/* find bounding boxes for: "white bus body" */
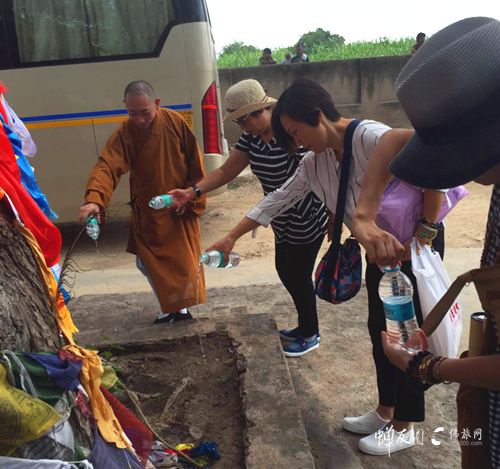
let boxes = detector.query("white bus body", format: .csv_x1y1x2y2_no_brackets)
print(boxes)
0,0,226,222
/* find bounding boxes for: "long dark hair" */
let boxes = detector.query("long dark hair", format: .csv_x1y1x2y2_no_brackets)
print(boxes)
271,78,341,152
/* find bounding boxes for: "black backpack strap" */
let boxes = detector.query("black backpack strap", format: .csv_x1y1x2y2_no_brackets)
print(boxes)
321,119,361,301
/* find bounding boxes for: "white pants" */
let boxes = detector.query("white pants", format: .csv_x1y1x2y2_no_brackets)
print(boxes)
135,257,187,317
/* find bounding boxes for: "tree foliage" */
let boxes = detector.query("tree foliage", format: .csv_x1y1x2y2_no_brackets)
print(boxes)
297,28,345,51
220,41,258,56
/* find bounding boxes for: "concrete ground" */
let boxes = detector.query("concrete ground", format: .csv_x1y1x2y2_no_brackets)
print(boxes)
64,218,484,469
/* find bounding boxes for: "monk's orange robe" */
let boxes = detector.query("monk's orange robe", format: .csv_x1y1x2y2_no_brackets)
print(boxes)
84,108,206,313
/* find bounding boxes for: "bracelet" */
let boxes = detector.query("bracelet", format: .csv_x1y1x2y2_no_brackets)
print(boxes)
434,357,452,385
419,355,441,385
418,216,442,231
415,222,438,244
405,350,434,392
191,185,202,199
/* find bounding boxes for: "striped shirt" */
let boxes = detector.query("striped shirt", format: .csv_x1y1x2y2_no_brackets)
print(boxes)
247,120,391,229
235,132,327,244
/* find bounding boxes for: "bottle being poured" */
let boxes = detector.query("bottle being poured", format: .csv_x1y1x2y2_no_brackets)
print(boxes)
200,251,240,268
85,217,100,241
149,195,177,209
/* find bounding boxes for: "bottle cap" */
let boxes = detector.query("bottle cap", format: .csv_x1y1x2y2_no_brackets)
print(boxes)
384,265,400,273
199,253,208,263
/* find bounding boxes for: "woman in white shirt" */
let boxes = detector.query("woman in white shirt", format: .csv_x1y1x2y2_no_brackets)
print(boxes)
208,78,446,456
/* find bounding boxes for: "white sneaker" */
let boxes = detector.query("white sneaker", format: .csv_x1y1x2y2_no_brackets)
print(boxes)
359,425,415,455
342,410,390,435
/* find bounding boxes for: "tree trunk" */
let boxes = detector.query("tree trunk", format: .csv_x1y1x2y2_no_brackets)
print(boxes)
0,218,60,351
0,213,93,449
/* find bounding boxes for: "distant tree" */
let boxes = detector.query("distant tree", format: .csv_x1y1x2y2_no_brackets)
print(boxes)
297,28,345,51
221,41,258,55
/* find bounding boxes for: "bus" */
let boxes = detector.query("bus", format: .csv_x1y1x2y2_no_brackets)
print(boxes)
0,0,227,223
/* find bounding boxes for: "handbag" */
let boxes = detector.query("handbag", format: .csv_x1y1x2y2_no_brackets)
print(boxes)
421,264,500,469
410,240,463,357
315,119,362,304
376,179,468,243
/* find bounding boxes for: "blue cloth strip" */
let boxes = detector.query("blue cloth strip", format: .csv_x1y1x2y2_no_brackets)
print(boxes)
25,353,82,391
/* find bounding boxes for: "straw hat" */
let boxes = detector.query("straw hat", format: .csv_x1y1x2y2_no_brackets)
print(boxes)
223,79,277,122
390,17,500,189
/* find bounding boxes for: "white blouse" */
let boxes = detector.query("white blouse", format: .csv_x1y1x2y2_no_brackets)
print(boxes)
247,120,391,229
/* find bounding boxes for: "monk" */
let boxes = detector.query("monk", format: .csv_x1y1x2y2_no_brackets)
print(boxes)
79,81,207,323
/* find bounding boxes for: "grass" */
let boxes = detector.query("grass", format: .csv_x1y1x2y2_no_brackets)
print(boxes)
217,37,415,68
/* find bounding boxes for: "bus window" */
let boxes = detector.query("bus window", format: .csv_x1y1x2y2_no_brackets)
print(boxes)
5,0,175,65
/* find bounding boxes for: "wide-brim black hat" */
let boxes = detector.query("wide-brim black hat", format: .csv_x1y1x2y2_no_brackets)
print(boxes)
390,17,500,189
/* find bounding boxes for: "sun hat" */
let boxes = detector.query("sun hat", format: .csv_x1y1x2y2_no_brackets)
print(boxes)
389,17,500,189
223,79,277,122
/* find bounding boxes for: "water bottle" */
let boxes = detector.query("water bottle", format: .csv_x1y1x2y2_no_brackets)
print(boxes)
149,195,176,209
199,251,240,268
85,217,100,240
379,266,422,352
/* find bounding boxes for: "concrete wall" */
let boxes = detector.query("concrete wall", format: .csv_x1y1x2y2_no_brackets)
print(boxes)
219,55,413,145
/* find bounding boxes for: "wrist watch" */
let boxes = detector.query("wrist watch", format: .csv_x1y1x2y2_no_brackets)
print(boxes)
191,185,202,199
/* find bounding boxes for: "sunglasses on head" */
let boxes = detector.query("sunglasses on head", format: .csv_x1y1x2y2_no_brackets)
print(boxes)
232,109,261,126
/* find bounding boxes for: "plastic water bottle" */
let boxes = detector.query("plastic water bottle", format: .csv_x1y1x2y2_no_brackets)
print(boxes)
199,251,240,268
85,217,100,240
149,195,176,209
379,266,422,352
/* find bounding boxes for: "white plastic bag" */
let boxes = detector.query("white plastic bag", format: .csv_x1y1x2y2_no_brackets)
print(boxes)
411,239,463,358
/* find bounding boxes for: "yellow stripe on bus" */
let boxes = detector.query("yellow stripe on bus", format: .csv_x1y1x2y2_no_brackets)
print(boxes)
25,110,195,131
26,119,93,129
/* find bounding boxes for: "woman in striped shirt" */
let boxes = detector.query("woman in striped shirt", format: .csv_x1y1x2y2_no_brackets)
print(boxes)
169,79,329,357
207,78,445,456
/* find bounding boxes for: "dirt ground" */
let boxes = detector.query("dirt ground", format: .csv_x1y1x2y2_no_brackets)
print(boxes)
113,335,245,469
198,176,492,260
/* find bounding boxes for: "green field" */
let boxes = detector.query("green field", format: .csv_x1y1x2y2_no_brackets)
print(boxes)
217,37,415,68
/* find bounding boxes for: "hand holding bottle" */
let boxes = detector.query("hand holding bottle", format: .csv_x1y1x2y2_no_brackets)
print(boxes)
79,202,101,225
204,236,236,267
381,329,429,371
167,188,194,208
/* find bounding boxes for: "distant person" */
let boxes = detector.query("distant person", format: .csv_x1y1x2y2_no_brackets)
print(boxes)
411,32,426,54
280,52,292,64
79,81,207,324
259,48,277,65
291,44,310,63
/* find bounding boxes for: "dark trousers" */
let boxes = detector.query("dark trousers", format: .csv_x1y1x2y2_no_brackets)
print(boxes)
365,228,445,422
274,235,325,338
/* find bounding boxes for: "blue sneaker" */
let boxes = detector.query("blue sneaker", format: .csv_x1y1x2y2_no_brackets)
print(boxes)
279,328,321,342
283,335,319,357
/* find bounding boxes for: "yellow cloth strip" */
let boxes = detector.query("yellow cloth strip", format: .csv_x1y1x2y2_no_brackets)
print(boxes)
14,221,78,344
0,363,60,453
63,345,130,449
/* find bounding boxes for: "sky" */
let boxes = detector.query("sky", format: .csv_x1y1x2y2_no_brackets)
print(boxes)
206,0,500,53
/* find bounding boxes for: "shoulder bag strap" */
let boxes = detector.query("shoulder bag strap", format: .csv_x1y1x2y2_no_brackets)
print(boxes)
322,119,361,301
422,264,500,336
421,271,472,335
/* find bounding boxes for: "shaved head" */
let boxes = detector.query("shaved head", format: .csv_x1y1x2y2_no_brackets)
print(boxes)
124,81,156,102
